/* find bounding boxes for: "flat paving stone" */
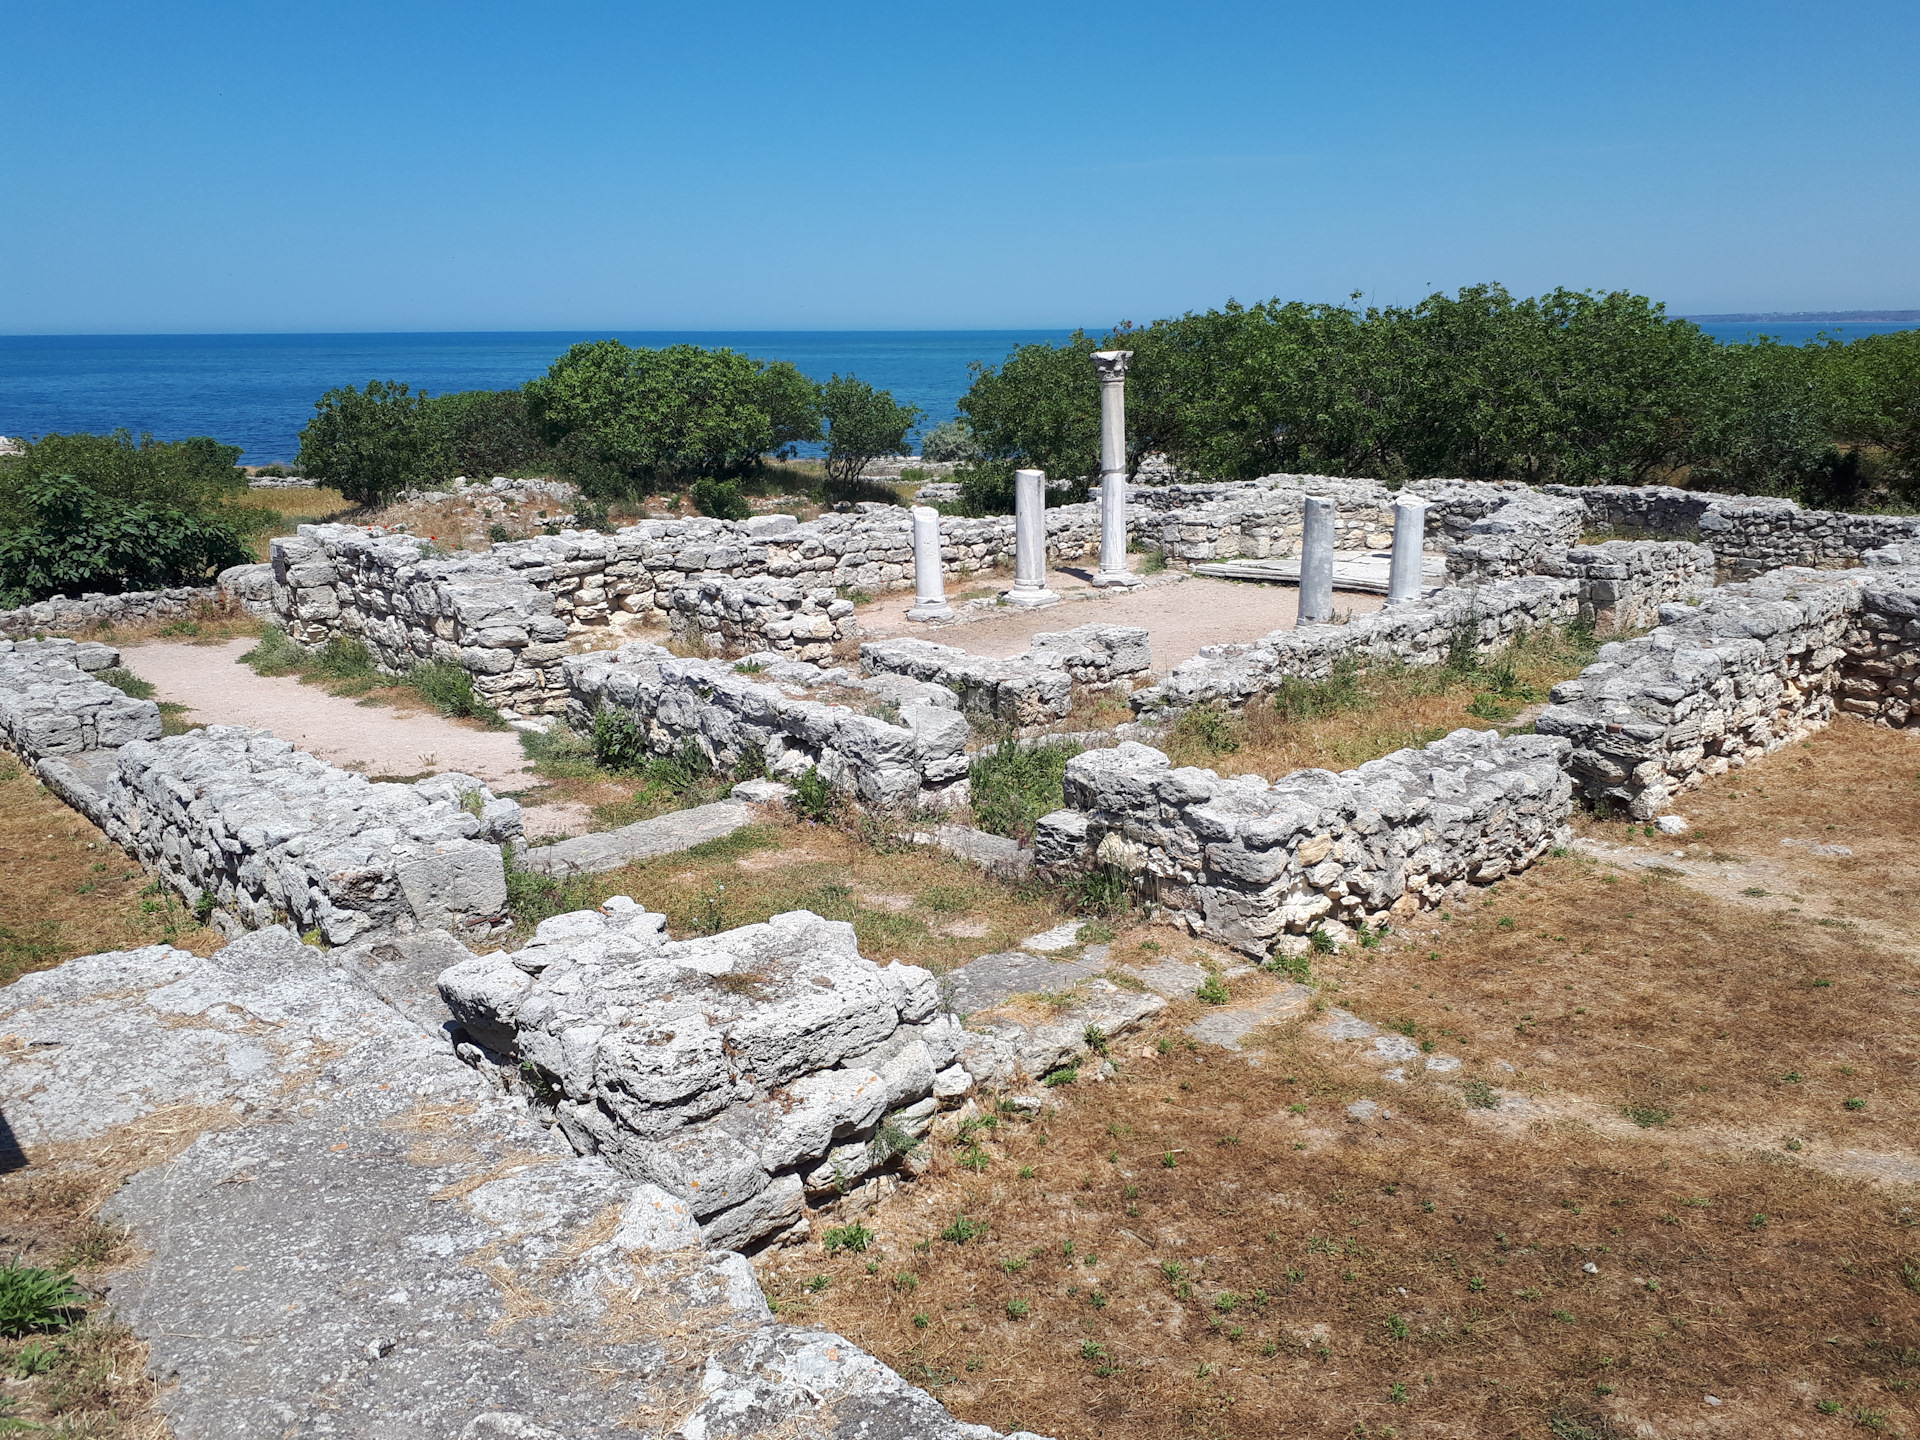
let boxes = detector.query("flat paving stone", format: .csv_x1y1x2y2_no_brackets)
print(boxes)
1184,983,1316,1050
518,799,753,876
944,950,1102,1015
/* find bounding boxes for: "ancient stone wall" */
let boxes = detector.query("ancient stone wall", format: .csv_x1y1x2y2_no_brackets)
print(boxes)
0,585,224,639
1034,730,1572,960
664,575,859,662
564,641,971,811
1541,540,1716,630
438,904,965,1250
1435,491,1588,583
860,623,1153,726
1536,565,1920,817
1549,483,1920,577
3,638,523,945
0,639,160,753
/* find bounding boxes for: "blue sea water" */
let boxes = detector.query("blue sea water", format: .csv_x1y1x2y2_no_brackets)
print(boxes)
0,321,1911,466
0,331,1074,465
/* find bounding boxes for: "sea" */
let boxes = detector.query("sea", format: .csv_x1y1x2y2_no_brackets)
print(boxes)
0,321,1912,466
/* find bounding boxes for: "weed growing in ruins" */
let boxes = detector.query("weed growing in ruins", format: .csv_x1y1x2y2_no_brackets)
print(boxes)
95,666,154,700
790,765,839,822
1273,657,1365,723
821,1221,874,1255
590,706,646,772
940,1213,988,1245
405,660,499,723
1068,864,1131,917
968,736,1083,843
0,1260,84,1337
1170,705,1242,755
1623,1103,1675,1128
1196,971,1230,1004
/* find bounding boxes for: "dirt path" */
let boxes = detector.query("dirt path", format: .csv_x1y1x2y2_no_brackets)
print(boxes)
118,641,574,829
854,566,1387,669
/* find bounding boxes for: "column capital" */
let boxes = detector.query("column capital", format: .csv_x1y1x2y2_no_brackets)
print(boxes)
1092,350,1133,383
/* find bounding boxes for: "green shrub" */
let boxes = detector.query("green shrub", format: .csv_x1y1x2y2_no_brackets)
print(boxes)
821,1221,874,1254
1170,706,1240,755
406,660,493,720
1196,971,1230,1004
1070,864,1132,916
0,472,252,607
1272,657,1365,721
295,380,429,508
820,373,922,484
590,705,647,772
418,388,552,484
691,477,752,521
238,625,306,676
919,418,979,463
790,765,838,822
969,738,1081,843
0,1258,85,1336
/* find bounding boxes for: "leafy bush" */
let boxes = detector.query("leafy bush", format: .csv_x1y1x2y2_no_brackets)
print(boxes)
690,477,752,521
418,388,552,484
0,472,253,607
405,660,494,720
821,1221,874,1254
968,738,1081,842
295,380,429,508
0,1258,85,1336
919,418,979,463
820,374,922,484
524,340,821,490
590,706,647,772
790,765,838,822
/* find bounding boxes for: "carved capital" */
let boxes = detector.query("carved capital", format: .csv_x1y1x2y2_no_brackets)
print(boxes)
1092,349,1132,384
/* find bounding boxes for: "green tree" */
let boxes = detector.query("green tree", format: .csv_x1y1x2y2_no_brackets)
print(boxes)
1818,329,1920,495
919,418,978,463
295,380,428,508
1687,338,1832,497
0,471,252,606
956,331,1105,512
523,341,821,491
1,429,245,522
418,388,552,484
819,374,922,483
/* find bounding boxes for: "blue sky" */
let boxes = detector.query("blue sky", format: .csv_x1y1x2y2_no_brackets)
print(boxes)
3,0,1915,333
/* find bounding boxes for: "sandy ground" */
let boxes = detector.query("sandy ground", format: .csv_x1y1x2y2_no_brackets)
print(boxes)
854,563,1387,669
119,640,582,836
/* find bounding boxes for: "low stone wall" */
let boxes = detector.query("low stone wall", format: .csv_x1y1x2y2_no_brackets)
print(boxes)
2,639,524,944
439,904,967,1250
1550,483,1920,577
271,524,576,714
564,642,971,811
1536,564,1920,817
0,639,159,752
665,575,859,662
1436,491,1588,583
861,623,1152,726
1541,540,1715,630
1131,574,1580,718
1034,730,1573,959
1125,476,1400,563
0,585,224,639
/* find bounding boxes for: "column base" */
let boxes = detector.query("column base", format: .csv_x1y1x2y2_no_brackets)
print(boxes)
1090,570,1144,589
1000,586,1061,609
906,600,956,622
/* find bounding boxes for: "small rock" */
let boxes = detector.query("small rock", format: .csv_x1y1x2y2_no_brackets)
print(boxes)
1654,815,1688,835
1345,1099,1379,1123
1583,1262,1598,1274
1705,1395,1722,1406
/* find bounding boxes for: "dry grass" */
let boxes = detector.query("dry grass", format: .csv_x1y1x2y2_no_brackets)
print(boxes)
1160,625,1601,781
0,1103,247,1439
0,760,220,987
505,813,1081,970
762,723,1920,1439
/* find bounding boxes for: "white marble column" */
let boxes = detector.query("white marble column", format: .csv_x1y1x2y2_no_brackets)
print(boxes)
906,505,953,622
1091,349,1140,588
1386,494,1430,607
1298,496,1335,625
1003,468,1060,608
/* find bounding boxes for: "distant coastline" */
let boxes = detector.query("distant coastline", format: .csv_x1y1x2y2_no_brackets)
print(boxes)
1685,310,1920,323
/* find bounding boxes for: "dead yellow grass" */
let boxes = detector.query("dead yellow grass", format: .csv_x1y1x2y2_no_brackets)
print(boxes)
510,813,1084,970
763,723,1920,1439
1162,625,1602,781
0,761,220,986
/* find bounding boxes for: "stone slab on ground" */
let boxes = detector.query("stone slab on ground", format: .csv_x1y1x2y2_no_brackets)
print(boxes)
913,824,1033,879
1313,1004,1463,1080
944,950,1103,1015
334,926,479,1035
518,798,754,875
956,976,1167,1089
1019,921,1085,953
1191,549,1446,594
1185,983,1316,1050
0,926,1046,1440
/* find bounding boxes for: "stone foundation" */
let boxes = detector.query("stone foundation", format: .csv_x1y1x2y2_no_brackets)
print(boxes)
861,623,1152,726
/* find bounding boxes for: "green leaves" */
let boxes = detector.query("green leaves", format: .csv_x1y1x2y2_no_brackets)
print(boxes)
295,379,428,508
0,1258,85,1336
523,340,822,486
820,374,922,484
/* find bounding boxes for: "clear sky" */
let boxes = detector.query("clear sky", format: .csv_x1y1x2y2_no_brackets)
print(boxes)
4,0,1915,334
